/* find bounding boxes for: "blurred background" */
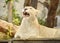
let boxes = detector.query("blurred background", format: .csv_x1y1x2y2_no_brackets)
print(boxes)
0,0,60,28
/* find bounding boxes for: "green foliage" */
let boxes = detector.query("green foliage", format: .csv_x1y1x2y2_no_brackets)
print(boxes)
12,6,22,25
5,0,10,4
15,0,19,2
0,0,21,40
0,26,13,40
38,18,46,26
0,32,7,40
3,0,19,8
3,0,22,26
5,0,19,4
6,26,12,39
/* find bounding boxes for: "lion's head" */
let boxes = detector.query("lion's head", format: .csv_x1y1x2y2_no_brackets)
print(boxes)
22,6,38,18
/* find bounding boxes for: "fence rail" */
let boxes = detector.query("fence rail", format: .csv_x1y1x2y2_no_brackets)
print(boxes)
0,38,60,43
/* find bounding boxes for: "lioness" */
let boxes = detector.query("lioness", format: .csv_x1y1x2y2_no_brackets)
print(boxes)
14,6,60,39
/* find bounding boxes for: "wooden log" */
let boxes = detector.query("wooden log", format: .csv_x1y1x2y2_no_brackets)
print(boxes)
0,19,19,36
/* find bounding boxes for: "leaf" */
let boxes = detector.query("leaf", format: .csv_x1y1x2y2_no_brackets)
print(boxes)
15,0,19,2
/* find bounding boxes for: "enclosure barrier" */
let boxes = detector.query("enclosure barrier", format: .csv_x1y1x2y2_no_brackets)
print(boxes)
0,38,60,43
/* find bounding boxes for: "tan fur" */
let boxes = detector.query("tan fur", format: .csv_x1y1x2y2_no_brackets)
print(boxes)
14,6,60,39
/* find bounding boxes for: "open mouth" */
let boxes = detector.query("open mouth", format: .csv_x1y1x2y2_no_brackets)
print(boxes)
23,12,30,16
